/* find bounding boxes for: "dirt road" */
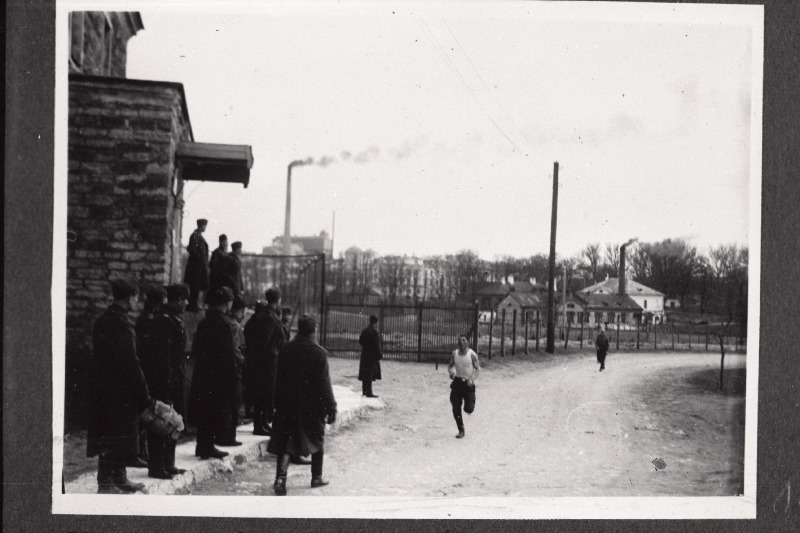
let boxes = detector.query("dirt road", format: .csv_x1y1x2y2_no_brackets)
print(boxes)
191,350,746,497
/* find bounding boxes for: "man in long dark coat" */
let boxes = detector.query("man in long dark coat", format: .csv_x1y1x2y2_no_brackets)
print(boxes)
268,315,338,495
137,284,190,478
217,294,247,446
208,234,233,294
595,327,610,371
184,218,209,312
87,279,152,493
188,287,238,459
243,287,286,435
358,314,382,398
227,241,244,295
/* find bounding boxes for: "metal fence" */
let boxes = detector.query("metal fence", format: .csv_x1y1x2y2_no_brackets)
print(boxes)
475,309,747,358
322,297,479,364
239,253,325,320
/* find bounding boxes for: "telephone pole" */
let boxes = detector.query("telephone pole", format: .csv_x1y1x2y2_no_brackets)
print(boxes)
546,162,559,354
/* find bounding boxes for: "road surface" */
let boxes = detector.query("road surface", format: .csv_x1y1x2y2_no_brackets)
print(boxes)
190,351,746,497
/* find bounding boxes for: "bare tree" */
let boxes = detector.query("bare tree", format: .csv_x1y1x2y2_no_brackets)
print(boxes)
604,242,621,272
580,243,602,283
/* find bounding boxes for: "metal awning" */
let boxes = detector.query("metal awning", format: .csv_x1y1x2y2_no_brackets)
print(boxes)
177,141,254,188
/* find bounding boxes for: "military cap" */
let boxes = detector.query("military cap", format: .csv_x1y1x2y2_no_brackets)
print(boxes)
166,283,190,301
218,234,228,242
197,218,208,226
369,314,379,324
206,287,234,306
265,287,282,304
231,241,242,250
111,278,138,299
297,314,317,336
231,295,248,312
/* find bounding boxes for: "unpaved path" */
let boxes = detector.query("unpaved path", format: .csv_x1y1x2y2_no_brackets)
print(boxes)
191,351,746,497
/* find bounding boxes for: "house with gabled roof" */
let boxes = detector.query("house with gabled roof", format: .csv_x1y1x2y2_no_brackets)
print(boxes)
580,275,666,324
496,292,545,323
576,292,643,328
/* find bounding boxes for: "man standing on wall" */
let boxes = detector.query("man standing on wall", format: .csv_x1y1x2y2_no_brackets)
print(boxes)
268,315,338,495
227,241,244,296
184,219,209,312
86,279,152,493
358,314,382,398
208,234,231,294
243,287,286,436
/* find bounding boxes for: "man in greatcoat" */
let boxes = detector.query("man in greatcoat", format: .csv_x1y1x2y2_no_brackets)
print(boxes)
188,287,238,459
87,279,152,494
208,234,233,294
268,315,338,495
243,287,286,436
358,314,383,398
217,294,247,447
137,284,190,478
184,218,209,312
227,241,244,296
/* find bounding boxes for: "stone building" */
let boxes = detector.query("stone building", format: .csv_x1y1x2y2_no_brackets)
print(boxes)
66,11,254,403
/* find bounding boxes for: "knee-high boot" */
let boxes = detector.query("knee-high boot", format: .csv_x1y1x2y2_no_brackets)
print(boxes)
274,453,291,495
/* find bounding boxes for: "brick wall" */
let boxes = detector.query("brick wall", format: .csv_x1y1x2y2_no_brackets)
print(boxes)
66,76,190,402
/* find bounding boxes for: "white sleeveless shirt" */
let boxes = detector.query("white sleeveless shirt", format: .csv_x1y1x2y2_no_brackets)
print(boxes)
452,348,477,379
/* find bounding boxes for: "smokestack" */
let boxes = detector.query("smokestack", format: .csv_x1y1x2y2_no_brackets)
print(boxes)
619,238,637,296
284,158,314,255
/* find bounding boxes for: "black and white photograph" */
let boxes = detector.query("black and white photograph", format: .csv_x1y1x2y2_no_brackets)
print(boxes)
51,0,762,520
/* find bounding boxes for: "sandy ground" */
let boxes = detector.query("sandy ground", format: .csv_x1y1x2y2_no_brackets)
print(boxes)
188,350,746,497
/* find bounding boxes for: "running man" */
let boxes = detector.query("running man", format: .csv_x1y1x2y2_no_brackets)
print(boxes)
447,335,480,439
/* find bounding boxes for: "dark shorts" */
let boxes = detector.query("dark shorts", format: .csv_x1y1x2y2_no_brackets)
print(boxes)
450,378,476,414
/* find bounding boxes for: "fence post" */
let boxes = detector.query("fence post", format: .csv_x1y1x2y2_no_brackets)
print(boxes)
654,323,658,349
417,302,423,363
636,314,640,349
472,301,479,354
672,325,675,350
688,325,692,350
319,254,326,339
512,309,517,355
488,309,494,360
616,316,620,350
705,322,709,351
525,311,529,354
535,310,540,352
501,309,506,357
580,314,584,349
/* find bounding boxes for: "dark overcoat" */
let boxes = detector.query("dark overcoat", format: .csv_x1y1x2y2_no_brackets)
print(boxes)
595,332,609,362
187,309,239,427
226,253,244,295
358,324,382,381
209,248,235,292
183,229,209,290
136,306,187,415
243,306,285,403
87,304,150,457
267,335,338,457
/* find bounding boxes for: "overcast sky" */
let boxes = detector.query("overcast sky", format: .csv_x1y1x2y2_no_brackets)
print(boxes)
115,1,759,260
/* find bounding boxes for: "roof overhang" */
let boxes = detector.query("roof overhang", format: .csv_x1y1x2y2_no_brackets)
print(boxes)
177,142,254,188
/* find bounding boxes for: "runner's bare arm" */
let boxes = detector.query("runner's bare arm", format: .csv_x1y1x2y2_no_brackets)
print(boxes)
470,351,480,382
447,351,456,379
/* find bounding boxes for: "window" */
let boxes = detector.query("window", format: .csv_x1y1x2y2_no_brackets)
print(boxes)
643,300,648,309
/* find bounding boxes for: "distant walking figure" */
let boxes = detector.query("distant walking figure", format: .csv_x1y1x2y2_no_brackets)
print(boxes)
358,315,382,398
184,219,209,311
595,327,609,371
447,335,480,439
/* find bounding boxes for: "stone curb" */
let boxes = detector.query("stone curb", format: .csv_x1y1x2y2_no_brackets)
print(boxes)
65,385,384,495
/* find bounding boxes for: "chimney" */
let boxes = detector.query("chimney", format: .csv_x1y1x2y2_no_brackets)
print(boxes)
619,245,627,297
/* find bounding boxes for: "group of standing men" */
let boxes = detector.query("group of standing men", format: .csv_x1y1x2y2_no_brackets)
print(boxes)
183,218,244,311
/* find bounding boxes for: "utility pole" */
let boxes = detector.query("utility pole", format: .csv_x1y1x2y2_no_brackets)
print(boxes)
562,262,567,330
546,162,559,353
